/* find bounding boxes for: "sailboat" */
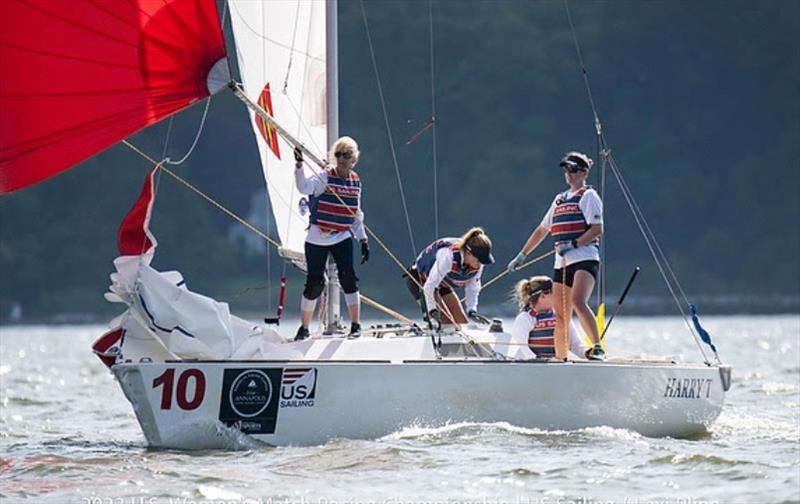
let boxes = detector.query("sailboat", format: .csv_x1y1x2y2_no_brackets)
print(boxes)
0,0,730,449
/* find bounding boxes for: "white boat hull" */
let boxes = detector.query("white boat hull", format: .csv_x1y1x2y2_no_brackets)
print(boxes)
113,357,729,449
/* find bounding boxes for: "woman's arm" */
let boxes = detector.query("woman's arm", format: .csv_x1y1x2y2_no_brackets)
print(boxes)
568,319,590,356
576,223,602,247
463,271,481,313
350,200,367,241
294,165,326,196
521,225,549,255
510,313,535,357
422,248,452,313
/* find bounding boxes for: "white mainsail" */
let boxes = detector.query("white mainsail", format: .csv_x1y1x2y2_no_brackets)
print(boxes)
228,0,328,261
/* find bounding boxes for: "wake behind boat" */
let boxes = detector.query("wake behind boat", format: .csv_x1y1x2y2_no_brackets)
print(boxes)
0,0,730,449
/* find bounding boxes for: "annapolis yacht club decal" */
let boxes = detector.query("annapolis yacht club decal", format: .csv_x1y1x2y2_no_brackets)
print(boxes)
219,368,281,434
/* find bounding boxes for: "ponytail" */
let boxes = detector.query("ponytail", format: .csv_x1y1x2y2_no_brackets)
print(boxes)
458,226,491,250
512,275,552,310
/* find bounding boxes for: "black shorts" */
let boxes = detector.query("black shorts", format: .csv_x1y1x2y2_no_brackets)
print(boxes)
403,267,453,307
553,260,599,288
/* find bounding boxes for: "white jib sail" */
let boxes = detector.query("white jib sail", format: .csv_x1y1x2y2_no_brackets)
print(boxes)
228,0,328,262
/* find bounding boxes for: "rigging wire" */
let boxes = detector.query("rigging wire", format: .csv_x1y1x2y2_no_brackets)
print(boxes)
562,0,714,363
120,140,418,327
260,1,272,311
565,0,605,311
282,0,302,94
563,0,602,136
606,155,711,363
597,142,607,311
359,0,417,257
284,2,315,253
429,0,439,238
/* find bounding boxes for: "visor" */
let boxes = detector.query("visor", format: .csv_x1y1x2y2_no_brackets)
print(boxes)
530,280,553,295
465,244,494,265
559,153,590,170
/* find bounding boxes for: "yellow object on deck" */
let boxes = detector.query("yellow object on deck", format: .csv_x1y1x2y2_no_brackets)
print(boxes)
583,302,607,350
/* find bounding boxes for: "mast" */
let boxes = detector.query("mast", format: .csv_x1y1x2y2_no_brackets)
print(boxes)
324,0,341,333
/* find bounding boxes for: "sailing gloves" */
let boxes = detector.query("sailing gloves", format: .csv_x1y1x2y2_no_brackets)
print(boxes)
467,310,491,325
293,146,303,167
556,239,579,256
506,251,526,273
360,240,370,264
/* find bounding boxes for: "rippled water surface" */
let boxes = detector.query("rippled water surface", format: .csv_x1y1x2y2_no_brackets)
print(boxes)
1,316,798,504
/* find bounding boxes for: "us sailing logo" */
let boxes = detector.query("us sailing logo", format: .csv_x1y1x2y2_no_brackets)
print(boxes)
280,368,317,408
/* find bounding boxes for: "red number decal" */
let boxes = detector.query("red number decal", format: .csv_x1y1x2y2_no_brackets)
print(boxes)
176,368,205,410
152,368,174,410
152,368,205,410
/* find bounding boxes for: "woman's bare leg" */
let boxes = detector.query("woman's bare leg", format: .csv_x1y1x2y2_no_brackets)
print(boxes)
553,280,572,359
571,270,600,345
440,291,468,325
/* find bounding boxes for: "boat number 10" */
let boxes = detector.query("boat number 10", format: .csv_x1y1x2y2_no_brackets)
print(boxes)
152,368,206,410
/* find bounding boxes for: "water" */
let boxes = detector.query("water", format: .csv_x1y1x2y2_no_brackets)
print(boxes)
1,316,798,504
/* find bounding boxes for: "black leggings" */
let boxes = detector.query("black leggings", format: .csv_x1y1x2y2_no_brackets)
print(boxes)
403,267,453,307
304,239,359,297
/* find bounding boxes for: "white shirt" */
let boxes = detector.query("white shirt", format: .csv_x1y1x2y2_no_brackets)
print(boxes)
509,311,589,359
423,247,482,313
294,164,367,246
540,186,603,268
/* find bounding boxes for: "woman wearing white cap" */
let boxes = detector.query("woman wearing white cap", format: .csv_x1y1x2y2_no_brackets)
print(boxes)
405,227,494,326
506,151,605,361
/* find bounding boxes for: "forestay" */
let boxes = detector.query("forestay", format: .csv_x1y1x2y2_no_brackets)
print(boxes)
228,0,329,262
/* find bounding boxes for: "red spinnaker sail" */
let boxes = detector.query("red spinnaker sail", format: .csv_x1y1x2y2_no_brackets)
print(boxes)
0,0,228,194
118,167,157,256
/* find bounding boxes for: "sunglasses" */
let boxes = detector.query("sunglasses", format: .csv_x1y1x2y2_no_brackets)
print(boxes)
334,151,353,159
561,164,585,174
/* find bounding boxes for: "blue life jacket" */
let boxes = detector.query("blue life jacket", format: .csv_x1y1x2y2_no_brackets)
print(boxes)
527,308,556,357
413,238,480,288
550,187,598,246
309,167,361,233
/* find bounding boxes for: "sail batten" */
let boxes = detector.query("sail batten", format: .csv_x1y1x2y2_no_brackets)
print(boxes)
0,0,227,194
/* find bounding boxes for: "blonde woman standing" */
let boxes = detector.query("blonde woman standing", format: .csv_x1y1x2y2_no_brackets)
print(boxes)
293,136,369,340
509,276,589,360
507,151,605,360
405,227,494,326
